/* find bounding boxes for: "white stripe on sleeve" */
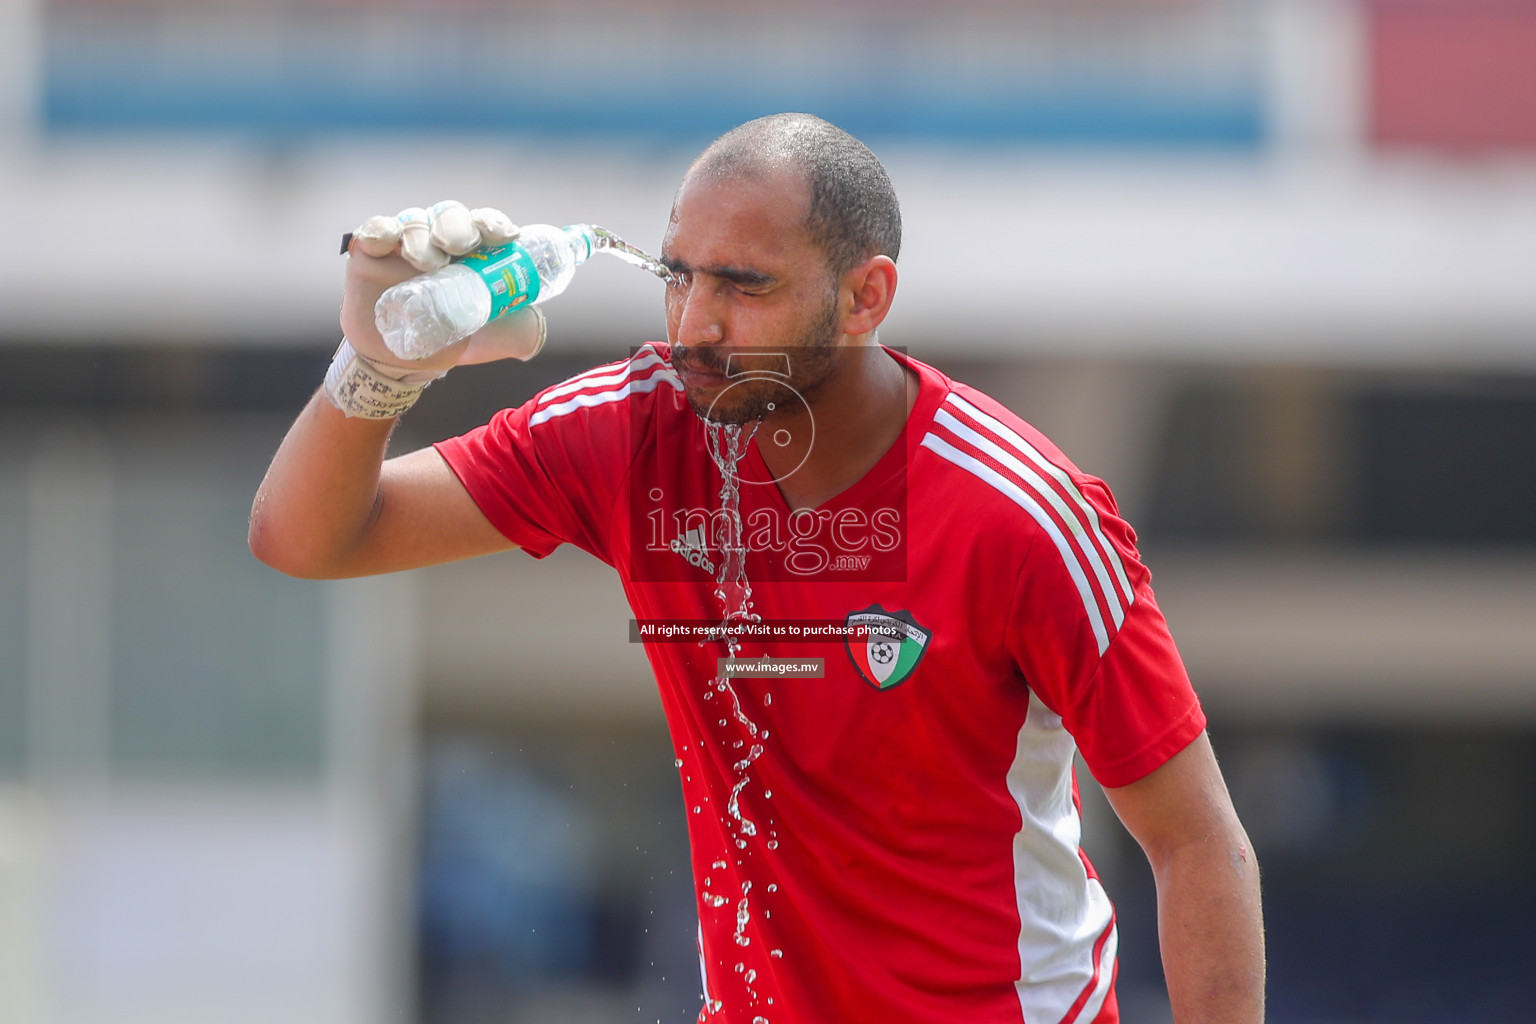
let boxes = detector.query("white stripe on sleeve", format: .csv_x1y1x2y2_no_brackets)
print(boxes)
922,432,1112,654
947,394,1134,606
935,406,1128,630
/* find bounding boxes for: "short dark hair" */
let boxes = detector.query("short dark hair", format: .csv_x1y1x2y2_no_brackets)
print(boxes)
693,113,902,277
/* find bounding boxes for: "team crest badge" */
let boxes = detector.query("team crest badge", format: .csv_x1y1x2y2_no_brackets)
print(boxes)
843,605,932,691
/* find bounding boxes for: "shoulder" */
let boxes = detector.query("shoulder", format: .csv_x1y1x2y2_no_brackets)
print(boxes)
910,362,1143,645
439,342,691,480
912,364,1110,535
521,341,685,431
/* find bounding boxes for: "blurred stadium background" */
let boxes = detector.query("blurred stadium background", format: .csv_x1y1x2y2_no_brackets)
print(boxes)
1,0,1534,1021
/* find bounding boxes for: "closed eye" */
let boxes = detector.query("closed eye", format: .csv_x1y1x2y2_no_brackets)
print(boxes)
661,258,773,293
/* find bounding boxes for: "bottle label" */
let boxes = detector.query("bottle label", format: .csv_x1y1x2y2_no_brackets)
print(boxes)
458,242,542,321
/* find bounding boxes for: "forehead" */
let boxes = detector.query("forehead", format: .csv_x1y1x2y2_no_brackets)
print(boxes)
663,165,815,267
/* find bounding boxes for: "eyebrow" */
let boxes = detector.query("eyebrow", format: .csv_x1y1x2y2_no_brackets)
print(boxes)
660,256,776,289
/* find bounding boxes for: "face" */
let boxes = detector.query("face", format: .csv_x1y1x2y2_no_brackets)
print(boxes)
662,167,845,424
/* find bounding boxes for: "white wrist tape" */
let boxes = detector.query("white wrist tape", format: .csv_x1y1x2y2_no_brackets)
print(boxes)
323,337,446,419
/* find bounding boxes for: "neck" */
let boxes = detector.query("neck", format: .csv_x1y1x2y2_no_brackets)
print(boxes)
755,340,917,511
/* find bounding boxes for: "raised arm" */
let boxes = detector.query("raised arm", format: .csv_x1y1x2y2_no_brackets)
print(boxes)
249,394,514,579
249,202,540,579
1102,731,1266,1024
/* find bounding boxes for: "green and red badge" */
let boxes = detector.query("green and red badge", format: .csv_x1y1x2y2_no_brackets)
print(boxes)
844,605,932,690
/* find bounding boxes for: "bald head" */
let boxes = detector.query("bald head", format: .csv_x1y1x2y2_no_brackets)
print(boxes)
686,113,902,279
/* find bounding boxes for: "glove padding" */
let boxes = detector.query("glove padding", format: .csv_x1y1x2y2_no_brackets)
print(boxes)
352,201,521,272
340,201,542,373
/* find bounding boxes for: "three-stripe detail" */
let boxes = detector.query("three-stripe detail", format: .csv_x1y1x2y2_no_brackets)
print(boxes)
527,346,681,427
922,393,1134,654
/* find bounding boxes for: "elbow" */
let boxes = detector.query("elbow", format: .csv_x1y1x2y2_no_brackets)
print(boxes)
248,504,344,580
248,520,310,579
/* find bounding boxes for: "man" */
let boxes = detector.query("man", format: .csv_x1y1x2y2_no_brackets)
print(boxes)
251,113,1264,1024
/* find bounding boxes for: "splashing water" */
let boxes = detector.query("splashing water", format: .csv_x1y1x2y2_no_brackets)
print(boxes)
704,419,769,847
589,226,677,285
697,418,786,1013
705,420,762,633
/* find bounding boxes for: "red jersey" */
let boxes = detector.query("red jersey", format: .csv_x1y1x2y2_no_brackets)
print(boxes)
435,344,1206,1024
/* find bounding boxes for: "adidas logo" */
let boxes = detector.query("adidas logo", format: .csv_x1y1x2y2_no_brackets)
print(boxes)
669,527,716,574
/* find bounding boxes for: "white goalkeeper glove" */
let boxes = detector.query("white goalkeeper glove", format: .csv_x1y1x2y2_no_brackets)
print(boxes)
328,201,546,419
349,200,522,272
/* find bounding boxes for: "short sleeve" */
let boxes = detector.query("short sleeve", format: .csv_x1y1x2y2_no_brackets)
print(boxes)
1005,478,1206,789
433,358,648,565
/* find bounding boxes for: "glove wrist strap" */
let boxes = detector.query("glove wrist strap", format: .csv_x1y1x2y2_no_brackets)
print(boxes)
323,337,445,419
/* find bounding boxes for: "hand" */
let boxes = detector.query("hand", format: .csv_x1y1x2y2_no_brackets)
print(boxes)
340,201,540,371
351,201,521,272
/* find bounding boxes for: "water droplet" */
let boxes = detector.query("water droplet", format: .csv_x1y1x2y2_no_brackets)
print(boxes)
693,806,701,814
675,758,684,767
718,719,727,727
745,968,757,983
770,949,783,958
763,693,773,706
712,860,728,869
734,962,744,973
766,884,778,893
753,1017,769,1024
764,790,772,799
767,840,779,850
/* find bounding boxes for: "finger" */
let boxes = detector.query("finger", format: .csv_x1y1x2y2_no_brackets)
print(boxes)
470,207,521,246
428,199,481,256
352,214,402,258
397,207,449,272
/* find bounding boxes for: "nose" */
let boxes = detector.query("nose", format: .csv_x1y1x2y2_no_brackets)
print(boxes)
670,277,724,347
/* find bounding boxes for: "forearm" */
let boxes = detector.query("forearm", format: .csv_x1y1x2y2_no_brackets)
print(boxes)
249,389,397,578
1152,826,1266,1024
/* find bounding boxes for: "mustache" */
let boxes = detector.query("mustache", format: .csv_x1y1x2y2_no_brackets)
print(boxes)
670,346,729,376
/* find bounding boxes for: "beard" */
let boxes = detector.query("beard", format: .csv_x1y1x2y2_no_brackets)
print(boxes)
671,291,842,425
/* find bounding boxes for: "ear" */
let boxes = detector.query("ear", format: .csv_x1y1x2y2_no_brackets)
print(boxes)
840,255,897,338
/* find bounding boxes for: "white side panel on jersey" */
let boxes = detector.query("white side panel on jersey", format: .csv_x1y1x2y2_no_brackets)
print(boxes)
922,432,1112,653
1008,692,1118,1024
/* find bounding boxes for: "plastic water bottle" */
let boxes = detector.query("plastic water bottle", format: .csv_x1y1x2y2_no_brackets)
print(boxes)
375,223,597,360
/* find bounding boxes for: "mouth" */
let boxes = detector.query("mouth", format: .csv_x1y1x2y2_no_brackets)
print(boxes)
671,351,729,389
679,367,728,390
